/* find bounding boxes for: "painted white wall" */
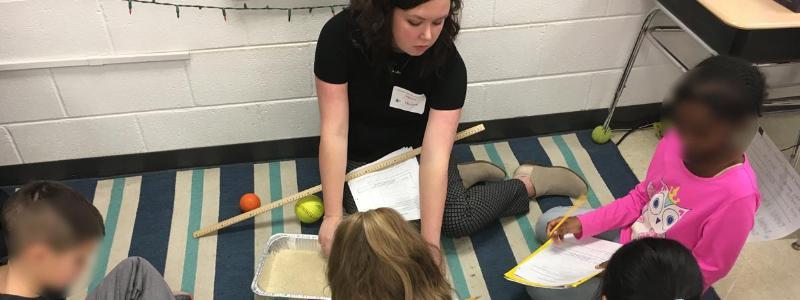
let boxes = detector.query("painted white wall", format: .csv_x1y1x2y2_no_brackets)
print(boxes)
0,0,683,165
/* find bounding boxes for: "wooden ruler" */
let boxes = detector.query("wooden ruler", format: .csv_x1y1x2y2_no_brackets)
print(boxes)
193,124,486,238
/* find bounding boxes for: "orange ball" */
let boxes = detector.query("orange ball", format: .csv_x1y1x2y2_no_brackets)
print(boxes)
239,193,261,213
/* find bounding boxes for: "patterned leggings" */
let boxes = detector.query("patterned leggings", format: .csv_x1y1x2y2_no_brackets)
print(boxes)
343,160,530,237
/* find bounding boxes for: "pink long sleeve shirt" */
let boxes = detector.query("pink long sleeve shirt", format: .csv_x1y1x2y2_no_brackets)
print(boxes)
577,130,760,289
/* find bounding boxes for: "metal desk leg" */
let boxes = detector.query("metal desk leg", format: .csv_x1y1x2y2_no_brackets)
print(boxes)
593,8,662,144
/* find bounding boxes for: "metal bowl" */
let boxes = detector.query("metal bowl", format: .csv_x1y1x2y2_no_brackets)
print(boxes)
251,233,331,299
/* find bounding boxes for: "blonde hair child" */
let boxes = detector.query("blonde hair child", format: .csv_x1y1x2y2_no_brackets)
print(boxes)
327,208,452,300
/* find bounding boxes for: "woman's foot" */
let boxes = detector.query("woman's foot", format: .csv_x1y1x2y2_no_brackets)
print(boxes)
456,160,507,189
513,163,588,198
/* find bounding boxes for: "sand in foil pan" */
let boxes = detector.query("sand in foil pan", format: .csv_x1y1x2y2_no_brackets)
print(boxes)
258,249,331,297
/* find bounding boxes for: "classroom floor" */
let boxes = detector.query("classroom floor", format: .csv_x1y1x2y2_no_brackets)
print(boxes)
1,130,651,300
615,113,800,300
3,114,795,299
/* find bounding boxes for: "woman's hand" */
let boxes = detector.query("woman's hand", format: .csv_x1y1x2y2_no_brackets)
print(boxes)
316,77,348,257
319,214,342,256
545,216,583,243
418,108,460,268
427,241,443,270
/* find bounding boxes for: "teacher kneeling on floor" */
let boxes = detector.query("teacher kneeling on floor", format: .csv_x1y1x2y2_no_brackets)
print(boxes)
314,0,588,260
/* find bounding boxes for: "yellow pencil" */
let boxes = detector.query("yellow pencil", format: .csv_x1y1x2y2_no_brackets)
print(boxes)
547,194,588,238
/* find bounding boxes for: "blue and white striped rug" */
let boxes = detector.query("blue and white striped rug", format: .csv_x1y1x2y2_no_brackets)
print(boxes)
1,130,720,300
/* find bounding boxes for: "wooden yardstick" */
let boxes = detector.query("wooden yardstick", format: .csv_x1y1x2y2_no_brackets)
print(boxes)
193,124,486,238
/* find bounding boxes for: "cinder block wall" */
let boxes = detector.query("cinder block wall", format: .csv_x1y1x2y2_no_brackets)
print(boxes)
0,0,681,166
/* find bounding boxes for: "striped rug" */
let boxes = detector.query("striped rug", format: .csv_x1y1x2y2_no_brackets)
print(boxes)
0,130,718,300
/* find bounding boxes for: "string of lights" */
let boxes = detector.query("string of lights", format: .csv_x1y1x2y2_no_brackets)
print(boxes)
123,0,348,21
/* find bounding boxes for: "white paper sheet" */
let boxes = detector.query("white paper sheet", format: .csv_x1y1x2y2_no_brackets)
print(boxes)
514,235,622,287
746,132,800,241
347,147,421,220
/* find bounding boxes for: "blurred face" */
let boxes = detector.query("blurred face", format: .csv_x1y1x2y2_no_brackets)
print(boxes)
391,0,450,56
673,101,736,160
24,240,98,290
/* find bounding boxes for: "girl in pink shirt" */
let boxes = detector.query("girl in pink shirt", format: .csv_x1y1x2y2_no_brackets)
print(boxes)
532,55,766,299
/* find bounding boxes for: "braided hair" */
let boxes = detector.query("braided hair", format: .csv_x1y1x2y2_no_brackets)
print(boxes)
671,55,766,121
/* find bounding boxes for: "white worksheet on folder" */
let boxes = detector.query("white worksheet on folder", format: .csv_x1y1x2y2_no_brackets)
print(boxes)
347,147,421,220
514,235,622,287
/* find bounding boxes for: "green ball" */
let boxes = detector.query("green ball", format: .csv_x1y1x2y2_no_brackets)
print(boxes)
653,121,668,139
295,195,324,224
591,126,612,144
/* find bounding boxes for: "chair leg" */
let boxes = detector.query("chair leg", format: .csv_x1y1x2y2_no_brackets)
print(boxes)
593,8,662,144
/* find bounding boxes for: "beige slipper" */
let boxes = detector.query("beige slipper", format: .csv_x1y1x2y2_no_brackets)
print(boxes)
513,163,588,198
456,160,507,189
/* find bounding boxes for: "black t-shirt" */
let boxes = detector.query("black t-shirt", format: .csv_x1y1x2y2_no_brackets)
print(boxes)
314,10,467,162
0,294,41,300
0,292,57,300
0,295,39,300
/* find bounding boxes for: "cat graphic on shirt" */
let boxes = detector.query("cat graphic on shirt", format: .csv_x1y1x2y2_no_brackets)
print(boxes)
631,180,691,239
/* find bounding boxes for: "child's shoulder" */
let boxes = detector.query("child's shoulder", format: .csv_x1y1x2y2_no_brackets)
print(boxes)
657,129,681,151
721,161,760,208
649,130,682,166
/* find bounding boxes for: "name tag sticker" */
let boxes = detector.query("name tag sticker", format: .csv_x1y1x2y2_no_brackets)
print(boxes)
389,86,426,114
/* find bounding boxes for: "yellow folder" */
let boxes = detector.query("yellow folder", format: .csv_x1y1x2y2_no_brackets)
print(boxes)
503,239,604,289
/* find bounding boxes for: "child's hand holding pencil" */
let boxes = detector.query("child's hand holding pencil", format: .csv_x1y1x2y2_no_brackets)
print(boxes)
545,195,587,243
546,216,582,243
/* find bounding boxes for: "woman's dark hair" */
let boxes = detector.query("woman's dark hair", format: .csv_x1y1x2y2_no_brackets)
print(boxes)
600,238,703,300
670,55,766,122
349,0,462,77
